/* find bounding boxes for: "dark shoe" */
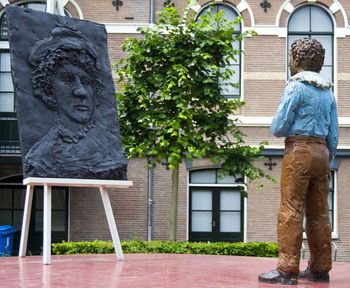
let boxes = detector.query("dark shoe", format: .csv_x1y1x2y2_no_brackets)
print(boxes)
299,268,329,283
259,269,298,285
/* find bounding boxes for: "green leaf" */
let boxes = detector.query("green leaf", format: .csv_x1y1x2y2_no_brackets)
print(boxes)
115,4,273,193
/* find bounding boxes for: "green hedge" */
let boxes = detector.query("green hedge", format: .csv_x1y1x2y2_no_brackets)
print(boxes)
52,240,278,258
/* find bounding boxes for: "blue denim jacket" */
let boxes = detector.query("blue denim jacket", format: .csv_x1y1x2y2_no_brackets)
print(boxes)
271,71,339,163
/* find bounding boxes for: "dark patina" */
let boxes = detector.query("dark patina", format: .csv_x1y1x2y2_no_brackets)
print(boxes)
6,6,127,180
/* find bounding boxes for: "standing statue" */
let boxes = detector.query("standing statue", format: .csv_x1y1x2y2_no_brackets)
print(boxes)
6,6,127,180
259,38,339,285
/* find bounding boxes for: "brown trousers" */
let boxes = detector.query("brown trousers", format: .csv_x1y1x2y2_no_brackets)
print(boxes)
277,136,332,275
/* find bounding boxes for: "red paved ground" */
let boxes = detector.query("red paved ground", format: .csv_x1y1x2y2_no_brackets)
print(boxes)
0,254,349,287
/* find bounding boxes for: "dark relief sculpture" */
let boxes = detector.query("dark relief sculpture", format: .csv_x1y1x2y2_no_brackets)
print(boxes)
6,6,127,180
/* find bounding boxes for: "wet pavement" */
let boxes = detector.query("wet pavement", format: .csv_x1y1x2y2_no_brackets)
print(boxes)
0,253,349,287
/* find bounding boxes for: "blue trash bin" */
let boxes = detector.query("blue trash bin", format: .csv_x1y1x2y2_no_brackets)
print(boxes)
0,225,16,256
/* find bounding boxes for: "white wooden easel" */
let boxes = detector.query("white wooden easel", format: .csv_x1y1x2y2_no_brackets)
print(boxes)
19,177,133,265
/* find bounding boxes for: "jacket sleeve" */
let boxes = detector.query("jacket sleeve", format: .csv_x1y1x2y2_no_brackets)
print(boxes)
327,98,339,163
270,82,302,137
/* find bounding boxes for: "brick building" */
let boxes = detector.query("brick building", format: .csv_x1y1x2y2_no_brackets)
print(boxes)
0,0,350,260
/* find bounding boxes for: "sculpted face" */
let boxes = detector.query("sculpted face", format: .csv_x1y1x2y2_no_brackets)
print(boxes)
53,64,94,124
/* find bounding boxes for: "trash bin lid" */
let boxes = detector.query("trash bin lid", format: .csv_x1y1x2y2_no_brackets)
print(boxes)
0,225,16,235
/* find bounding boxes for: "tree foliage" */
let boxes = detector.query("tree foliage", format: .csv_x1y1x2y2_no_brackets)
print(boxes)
116,4,272,187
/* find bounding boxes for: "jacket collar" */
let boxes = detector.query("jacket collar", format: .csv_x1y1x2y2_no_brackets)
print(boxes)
289,71,333,89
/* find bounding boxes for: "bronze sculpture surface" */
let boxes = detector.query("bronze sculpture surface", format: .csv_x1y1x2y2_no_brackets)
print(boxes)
6,6,127,180
259,38,339,285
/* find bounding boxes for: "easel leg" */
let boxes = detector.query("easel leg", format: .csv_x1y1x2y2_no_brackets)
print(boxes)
43,185,52,265
19,185,34,257
99,187,124,261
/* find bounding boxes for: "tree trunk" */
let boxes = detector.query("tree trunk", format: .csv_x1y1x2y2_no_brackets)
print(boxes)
170,165,179,241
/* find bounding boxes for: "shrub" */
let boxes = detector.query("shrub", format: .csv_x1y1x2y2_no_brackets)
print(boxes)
52,240,278,258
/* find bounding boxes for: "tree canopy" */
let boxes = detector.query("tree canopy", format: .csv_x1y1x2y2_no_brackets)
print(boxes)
116,4,272,186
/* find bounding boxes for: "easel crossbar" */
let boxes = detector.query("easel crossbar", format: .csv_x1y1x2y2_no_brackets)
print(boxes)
19,177,132,264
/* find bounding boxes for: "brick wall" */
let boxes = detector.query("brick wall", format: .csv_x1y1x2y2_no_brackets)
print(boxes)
66,1,350,258
246,158,281,242
75,0,150,23
2,0,350,260
70,158,149,241
69,158,188,242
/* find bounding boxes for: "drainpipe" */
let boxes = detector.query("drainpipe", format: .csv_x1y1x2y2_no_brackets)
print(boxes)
147,0,155,241
147,159,154,241
149,0,155,24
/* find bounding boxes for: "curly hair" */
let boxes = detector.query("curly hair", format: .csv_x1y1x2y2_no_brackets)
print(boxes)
31,48,103,111
290,38,325,73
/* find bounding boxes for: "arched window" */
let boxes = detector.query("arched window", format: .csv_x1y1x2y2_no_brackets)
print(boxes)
197,4,242,99
287,5,334,81
0,2,70,152
0,2,47,116
0,2,46,40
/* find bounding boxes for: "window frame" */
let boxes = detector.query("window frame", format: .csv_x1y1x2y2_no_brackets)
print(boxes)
329,170,338,238
0,178,70,255
0,1,47,41
195,3,242,99
302,170,337,239
287,4,334,83
188,168,246,242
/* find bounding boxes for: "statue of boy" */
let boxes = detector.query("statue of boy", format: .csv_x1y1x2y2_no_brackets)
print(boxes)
259,38,338,285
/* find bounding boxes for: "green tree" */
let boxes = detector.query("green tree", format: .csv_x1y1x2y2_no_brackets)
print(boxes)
116,4,272,241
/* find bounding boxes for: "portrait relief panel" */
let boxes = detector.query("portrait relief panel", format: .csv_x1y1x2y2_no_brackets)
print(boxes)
6,6,128,180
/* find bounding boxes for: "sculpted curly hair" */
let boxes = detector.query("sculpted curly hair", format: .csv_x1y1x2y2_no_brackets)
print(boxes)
290,38,325,73
31,48,103,111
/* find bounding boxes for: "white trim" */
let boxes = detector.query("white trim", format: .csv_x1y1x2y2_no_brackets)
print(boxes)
234,116,272,127
243,1,255,27
0,0,9,6
186,173,189,241
46,0,55,14
67,0,83,19
240,29,245,101
0,42,9,49
334,0,349,27
243,26,288,37
189,183,245,188
256,144,350,150
242,26,350,37
243,196,247,242
330,2,341,14
243,175,248,243
23,177,133,188
189,1,201,13
233,116,350,128
104,23,149,34
332,170,338,239
302,170,338,240
335,28,348,38
237,1,248,13
275,0,349,36
334,22,339,100
276,0,293,27
283,2,294,14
